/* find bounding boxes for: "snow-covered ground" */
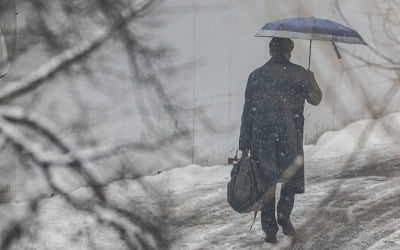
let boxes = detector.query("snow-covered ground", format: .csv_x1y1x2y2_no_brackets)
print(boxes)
2,113,400,249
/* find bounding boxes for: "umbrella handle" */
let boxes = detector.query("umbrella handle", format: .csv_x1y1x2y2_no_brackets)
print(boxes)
308,40,312,70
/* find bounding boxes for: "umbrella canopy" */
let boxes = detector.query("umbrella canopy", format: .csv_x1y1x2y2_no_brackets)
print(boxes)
255,17,367,69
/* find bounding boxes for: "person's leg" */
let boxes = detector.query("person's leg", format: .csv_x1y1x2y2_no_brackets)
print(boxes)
277,184,296,236
261,185,278,242
252,126,279,242
277,184,295,223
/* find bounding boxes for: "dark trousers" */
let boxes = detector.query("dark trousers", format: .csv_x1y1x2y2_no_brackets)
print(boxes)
261,184,295,234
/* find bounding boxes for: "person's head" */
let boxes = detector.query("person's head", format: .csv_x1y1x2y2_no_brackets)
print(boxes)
269,37,294,60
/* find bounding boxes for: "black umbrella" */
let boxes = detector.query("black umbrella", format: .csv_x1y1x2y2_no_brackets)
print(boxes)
256,17,367,69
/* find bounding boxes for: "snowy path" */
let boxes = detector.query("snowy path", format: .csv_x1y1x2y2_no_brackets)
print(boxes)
163,144,400,249
2,142,400,249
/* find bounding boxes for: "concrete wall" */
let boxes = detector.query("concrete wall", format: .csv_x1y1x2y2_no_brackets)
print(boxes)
152,0,400,165
6,0,399,170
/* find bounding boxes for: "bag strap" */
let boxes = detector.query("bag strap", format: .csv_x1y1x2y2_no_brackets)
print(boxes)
249,210,258,231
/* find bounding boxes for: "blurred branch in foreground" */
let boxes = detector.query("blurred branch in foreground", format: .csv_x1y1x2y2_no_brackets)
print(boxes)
0,0,211,249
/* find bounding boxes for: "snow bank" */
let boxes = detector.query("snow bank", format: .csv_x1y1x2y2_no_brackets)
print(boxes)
14,112,400,202
309,112,400,159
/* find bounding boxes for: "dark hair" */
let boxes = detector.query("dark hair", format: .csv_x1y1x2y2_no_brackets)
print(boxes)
269,37,294,55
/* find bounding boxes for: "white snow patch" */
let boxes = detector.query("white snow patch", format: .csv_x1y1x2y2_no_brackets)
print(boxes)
311,112,400,158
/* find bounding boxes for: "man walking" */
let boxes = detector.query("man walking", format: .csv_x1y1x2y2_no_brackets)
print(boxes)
239,37,322,243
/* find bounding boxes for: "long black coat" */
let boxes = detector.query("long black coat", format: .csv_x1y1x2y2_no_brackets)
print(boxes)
239,57,322,194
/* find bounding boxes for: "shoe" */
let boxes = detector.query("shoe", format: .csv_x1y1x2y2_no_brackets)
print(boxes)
264,233,278,244
279,220,296,236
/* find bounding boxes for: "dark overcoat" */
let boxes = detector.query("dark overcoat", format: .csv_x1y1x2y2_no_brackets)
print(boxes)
239,56,322,194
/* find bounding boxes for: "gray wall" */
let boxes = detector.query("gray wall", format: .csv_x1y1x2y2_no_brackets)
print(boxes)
6,0,399,170
155,0,400,165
